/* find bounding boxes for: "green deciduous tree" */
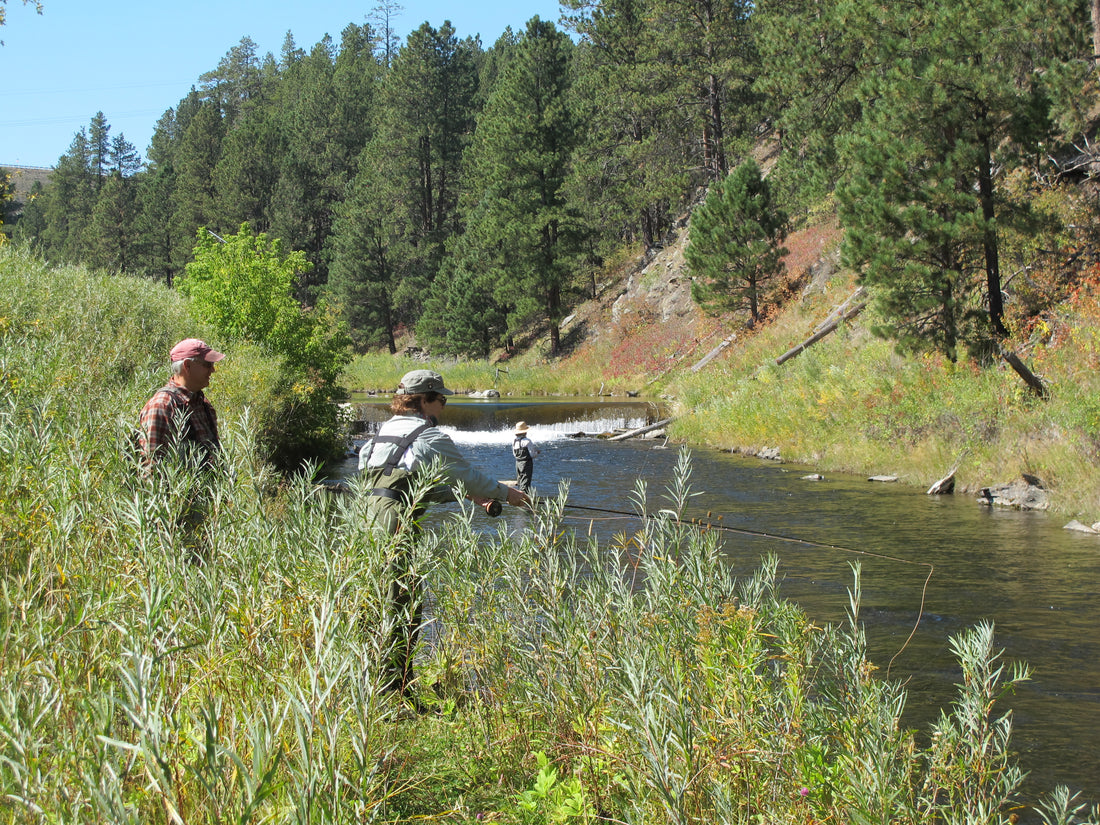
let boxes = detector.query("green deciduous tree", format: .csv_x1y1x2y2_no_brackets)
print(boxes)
179,224,352,469
686,158,788,324
0,0,43,31
180,224,313,359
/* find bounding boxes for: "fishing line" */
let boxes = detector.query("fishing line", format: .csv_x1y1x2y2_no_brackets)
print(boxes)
560,501,934,679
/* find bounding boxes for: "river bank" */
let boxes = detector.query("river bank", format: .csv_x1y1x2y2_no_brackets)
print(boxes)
342,282,1100,524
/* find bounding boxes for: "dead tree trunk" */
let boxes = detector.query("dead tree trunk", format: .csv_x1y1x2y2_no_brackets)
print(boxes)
1000,347,1048,399
776,300,867,366
607,418,674,442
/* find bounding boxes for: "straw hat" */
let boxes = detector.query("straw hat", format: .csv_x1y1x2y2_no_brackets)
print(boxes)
514,421,530,434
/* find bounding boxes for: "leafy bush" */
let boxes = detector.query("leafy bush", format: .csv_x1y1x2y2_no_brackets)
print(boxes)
179,225,353,470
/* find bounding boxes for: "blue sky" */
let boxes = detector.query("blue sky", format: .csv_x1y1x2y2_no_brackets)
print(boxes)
1,0,564,168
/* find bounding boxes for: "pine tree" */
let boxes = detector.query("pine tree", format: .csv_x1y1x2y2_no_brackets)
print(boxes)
368,0,404,68
562,0,688,252
214,110,285,231
198,37,266,127
88,171,138,272
87,111,111,192
267,35,363,297
458,17,583,355
132,107,184,283
836,0,1082,359
751,0,873,206
170,99,224,270
325,163,405,353
357,19,480,325
134,164,178,284
109,134,142,176
686,159,788,324
10,181,46,248
41,128,95,262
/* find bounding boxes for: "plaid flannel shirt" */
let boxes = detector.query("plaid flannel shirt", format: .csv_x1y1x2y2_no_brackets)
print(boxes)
138,383,220,468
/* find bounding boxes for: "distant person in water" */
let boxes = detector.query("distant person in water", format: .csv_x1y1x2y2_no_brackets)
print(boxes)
358,369,529,702
511,421,540,494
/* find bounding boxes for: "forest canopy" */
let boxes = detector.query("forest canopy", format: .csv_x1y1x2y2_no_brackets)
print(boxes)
3,0,1094,364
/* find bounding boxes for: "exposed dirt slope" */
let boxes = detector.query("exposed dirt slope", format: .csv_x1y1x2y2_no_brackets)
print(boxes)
560,214,845,381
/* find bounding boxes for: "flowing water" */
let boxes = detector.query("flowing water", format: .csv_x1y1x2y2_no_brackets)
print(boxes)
334,396,1100,810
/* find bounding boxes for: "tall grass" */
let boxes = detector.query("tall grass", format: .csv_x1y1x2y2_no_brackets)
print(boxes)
663,272,1100,517
341,349,621,398
4,246,1098,823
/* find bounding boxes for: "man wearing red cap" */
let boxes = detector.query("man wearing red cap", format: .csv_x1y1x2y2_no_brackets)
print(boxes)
138,338,225,471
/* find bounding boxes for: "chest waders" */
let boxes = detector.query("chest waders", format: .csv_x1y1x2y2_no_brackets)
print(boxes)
362,422,433,535
513,437,534,493
360,420,432,698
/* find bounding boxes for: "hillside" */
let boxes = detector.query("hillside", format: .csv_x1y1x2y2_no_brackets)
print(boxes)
556,211,845,391
541,198,1100,523
2,163,52,201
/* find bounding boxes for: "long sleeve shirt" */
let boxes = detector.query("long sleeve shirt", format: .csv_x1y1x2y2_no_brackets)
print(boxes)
138,383,220,468
359,414,509,501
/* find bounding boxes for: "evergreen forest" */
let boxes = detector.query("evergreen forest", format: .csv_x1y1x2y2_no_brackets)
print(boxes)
2,0,1096,366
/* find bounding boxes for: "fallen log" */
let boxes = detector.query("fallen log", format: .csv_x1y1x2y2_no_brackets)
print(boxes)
691,333,737,373
776,301,867,366
999,346,1048,399
813,287,866,334
607,418,674,441
926,470,956,495
927,452,968,495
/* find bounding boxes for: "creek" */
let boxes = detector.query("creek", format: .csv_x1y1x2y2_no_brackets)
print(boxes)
333,396,1100,811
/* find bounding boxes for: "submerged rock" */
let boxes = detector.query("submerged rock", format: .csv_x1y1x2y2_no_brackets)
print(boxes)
1063,520,1099,534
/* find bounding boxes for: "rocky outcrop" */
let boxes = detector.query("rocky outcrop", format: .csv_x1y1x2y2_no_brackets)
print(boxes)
977,477,1051,510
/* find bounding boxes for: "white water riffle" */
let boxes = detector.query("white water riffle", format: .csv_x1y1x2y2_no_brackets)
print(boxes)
440,415,650,447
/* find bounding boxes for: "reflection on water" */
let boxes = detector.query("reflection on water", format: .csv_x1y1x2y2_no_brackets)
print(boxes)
334,397,1100,811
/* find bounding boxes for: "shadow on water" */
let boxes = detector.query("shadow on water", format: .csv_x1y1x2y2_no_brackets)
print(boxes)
334,397,1100,812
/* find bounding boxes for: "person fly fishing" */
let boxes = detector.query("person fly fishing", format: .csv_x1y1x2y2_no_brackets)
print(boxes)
358,369,529,703
511,421,540,493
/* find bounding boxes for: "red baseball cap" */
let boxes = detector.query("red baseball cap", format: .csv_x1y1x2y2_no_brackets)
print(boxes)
169,338,225,363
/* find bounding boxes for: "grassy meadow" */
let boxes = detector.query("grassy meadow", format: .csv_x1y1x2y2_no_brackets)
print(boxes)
3,246,1100,823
